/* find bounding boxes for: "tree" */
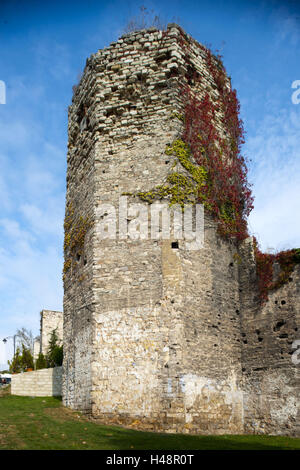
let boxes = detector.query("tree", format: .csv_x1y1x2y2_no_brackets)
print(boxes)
35,353,48,370
8,344,34,372
16,328,34,353
20,344,34,370
49,345,63,367
47,329,63,367
8,347,22,373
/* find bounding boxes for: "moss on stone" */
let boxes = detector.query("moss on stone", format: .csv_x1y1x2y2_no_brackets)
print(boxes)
133,139,208,207
63,203,92,278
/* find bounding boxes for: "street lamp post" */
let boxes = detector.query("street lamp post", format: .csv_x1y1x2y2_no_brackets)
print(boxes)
3,335,19,356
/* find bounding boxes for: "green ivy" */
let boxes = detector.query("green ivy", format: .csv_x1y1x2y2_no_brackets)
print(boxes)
294,249,300,263
130,139,208,207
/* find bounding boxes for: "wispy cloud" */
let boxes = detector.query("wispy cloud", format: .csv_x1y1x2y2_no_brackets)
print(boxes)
0,107,65,367
271,6,300,47
246,104,300,251
32,40,73,80
0,30,72,365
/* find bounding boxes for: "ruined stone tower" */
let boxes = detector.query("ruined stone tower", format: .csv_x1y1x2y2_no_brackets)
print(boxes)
63,24,299,436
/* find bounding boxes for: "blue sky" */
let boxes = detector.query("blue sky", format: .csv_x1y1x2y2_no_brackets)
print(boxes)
0,0,299,366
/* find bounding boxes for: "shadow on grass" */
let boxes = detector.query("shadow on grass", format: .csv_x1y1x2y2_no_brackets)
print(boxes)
53,396,62,402
92,425,299,450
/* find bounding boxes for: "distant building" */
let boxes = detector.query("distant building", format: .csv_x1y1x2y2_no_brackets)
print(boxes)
33,339,41,361
38,310,63,356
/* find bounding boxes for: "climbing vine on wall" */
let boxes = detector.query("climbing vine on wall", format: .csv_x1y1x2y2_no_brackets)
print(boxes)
253,238,300,303
179,37,253,240
63,202,93,280
131,36,253,239
125,27,253,239
135,139,208,207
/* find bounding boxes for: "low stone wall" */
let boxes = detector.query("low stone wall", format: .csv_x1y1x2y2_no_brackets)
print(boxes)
11,367,62,397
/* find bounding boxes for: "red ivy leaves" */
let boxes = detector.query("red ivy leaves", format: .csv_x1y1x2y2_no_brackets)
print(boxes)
253,238,300,303
175,29,300,303
253,239,274,304
179,41,253,240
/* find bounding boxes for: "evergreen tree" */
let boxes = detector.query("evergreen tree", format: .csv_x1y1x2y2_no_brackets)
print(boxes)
20,344,34,370
47,329,63,367
35,353,48,370
8,347,22,373
50,345,63,367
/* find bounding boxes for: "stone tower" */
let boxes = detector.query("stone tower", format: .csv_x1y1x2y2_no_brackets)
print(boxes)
63,24,299,436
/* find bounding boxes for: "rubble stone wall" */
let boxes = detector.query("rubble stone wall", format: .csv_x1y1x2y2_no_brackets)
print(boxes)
63,24,300,435
40,310,63,355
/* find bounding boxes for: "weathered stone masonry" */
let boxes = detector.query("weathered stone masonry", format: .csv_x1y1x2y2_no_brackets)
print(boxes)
33,309,63,359
62,24,299,436
40,309,63,354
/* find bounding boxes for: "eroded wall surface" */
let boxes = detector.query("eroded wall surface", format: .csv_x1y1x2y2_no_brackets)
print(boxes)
40,310,63,355
239,240,300,436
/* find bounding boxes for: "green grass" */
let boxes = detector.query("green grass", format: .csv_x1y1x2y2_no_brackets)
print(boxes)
0,392,299,450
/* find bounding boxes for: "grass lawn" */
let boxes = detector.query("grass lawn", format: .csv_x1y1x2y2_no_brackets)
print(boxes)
0,390,299,450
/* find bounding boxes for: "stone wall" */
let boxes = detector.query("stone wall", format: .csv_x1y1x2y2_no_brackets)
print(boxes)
239,239,300,436
63,24,299,436
11,367,62,397
40,310,63,356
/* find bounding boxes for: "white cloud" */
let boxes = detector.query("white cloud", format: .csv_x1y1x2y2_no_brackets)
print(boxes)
20,200,63,237
32,40,73,80
0,231,63,335
0,218,34,241
272,10,300,47
0,97,65,360
246,105,300,251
